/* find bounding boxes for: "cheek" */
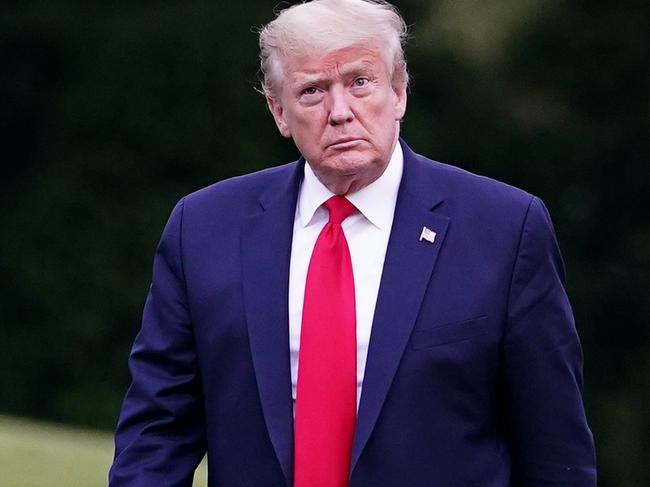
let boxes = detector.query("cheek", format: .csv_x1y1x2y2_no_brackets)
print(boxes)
293,113,325,138
366,105,397,134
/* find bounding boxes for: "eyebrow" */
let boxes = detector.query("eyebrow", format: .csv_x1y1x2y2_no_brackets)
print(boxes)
291,62,376,90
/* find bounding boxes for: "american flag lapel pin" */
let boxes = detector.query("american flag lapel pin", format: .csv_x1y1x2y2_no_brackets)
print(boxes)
419,226,437,244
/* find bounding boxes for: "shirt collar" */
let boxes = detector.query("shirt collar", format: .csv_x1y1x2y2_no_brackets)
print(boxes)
297,142,403,230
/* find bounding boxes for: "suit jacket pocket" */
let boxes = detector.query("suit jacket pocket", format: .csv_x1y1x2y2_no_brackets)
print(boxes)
410,316,488,350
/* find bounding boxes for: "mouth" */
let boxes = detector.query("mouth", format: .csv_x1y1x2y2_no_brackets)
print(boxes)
327,138,364,150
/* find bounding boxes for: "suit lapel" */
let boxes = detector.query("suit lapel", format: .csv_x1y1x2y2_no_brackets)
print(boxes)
241,161,303,486
351,142,450,470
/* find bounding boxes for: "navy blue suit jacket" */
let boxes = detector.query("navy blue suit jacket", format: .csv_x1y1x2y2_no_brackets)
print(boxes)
110,141,596,486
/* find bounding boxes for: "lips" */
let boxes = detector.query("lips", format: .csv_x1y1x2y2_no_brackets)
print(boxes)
327,138,363,149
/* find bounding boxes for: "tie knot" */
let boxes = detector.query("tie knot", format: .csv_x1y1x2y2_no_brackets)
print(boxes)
324,196,357,224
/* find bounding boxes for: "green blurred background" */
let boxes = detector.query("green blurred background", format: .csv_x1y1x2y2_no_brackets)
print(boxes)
1,0,648,485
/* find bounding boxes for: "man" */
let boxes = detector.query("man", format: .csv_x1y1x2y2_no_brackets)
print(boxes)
110,0,596,486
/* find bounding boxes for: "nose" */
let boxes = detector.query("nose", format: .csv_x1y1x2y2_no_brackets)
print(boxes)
327,86,354,126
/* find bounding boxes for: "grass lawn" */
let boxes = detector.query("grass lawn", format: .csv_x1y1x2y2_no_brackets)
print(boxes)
0,416,207,486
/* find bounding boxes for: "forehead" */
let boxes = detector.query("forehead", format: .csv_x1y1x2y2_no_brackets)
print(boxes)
282,45,388,83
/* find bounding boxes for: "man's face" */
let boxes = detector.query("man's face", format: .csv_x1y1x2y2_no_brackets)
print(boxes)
267,45,407,195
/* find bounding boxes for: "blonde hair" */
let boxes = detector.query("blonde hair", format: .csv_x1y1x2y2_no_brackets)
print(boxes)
259,0,409,99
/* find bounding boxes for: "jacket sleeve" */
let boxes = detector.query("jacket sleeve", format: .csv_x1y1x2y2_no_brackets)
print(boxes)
504,196,596,486
109,198,206,486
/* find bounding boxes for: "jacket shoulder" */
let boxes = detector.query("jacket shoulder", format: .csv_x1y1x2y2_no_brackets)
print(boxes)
160,159,301,235
184,160,301,207
410,152,536,217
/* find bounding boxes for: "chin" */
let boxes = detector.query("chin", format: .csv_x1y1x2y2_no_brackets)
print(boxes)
321,156,383,190
330,150,377,172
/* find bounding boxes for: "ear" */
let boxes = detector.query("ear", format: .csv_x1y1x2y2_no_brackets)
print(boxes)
266,96,292,138
392,83,407,121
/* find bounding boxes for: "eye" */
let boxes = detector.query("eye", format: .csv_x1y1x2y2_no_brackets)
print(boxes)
298,85,324,105
301,86,319,96
353,77,369,87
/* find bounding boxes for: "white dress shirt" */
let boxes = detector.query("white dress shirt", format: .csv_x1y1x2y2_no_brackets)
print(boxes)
288,143,403,411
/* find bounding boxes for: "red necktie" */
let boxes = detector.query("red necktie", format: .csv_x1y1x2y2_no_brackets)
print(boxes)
294,195,357,487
